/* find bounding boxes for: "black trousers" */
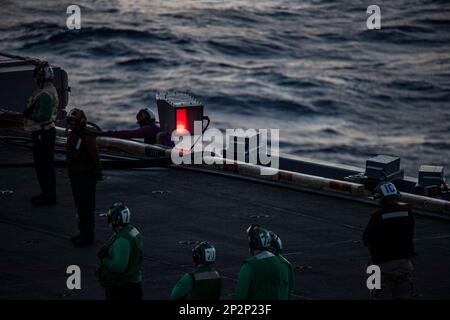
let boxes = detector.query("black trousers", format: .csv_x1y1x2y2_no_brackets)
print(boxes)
105,282,143,300
32,128,56,198
70,175,97,238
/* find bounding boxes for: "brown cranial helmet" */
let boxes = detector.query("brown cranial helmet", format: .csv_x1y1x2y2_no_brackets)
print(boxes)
67,108,87,127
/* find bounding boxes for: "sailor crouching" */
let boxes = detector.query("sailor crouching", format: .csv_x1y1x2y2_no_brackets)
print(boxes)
98,107,173,147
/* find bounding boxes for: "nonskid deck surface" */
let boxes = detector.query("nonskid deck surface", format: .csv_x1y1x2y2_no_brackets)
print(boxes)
1,141,450,299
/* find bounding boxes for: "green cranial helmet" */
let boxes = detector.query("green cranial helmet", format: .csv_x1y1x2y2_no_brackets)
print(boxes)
246,224,272,251
192,241,216,266
269,231,283,255
106,202,131,227
374,181,400,202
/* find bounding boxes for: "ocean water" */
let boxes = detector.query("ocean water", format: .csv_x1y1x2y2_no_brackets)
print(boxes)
1,0,449,178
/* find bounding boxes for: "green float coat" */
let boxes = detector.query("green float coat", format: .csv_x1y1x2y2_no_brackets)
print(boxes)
171,265,222,300
235,251,281,300
98,224,143,287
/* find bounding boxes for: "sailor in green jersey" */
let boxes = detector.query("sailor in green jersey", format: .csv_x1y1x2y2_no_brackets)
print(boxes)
96,202,143,300
171,241,222,300
22,61,59,206
269,231,294,300
235,224,281,300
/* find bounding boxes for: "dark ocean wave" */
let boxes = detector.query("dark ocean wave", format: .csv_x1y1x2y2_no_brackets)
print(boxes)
86,42,139,57
423,142,450,150
311,99,345,112
387,80,441,92
205,38,286,57
116,57,165,66
399,92,450,103
357,27,446,45
78,77,120,84
19,21,62,31
204,95,321,116
415,18,450,27
276,78,321,89
20,26,178,49
386,25,434,34
320,128,341,135
200,8,263,24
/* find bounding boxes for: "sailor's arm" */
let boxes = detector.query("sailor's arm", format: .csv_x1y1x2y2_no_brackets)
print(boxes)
234,263,252,300
288,263,295,299
170,273,193,300
84,135,103,180
101,238,130,273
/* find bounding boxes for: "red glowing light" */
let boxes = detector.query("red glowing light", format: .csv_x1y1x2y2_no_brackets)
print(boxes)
176,108,188,134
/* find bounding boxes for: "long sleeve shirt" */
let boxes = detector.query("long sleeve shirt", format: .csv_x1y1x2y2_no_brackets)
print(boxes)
170,273,192,300
67,129,102,180
362,203,415,264
170,265,221,300
235,251,281,300
104,124,161,145
235,263,253,299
